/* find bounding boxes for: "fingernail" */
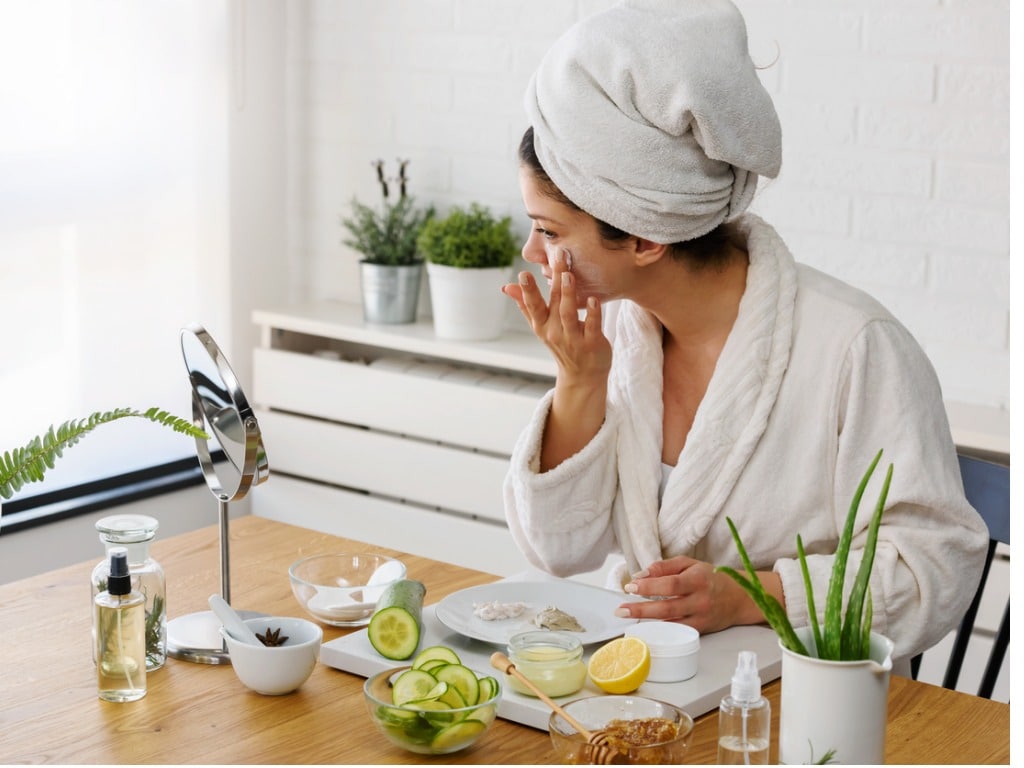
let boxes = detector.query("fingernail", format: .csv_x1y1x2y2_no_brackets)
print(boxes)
561,272,570,287
519,272,529,286
623,583,638,594
500,285,507,295
631,568,649,579
613,608,631,618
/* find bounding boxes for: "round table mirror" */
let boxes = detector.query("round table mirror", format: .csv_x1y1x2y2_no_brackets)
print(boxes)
167,324,270,664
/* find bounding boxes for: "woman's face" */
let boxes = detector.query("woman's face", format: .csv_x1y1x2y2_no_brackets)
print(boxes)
518,167,634,307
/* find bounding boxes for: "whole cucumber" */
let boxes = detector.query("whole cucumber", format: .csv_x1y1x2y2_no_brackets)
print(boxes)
368,578,426,660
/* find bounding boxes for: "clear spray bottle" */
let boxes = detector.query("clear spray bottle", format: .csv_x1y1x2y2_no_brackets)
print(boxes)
94,547,147,702
717,650,770,764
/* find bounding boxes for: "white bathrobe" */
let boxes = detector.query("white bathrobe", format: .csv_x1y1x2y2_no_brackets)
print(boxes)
503,214,988,662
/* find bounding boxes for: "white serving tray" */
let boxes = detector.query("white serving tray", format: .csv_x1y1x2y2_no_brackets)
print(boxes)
320,574,782,731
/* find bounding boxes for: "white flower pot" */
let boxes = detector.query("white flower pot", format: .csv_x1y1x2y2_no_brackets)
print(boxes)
426,262,513,341
779,626,894,764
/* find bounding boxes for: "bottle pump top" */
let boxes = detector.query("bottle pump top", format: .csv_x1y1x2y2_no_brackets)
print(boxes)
107,547,132,596
730,650,761,703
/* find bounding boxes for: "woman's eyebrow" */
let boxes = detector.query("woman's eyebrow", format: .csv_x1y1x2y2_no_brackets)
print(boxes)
525,210,564,225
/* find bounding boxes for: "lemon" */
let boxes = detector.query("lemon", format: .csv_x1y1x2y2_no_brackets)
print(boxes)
587,636,651,694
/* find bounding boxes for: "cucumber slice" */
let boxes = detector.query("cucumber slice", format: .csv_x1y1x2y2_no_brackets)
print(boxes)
476,675,499,703
376,705,420,724
411,645,461,669
368,580,426,660
465,703,497,724
392,669,441,705
433,663,480,707
431,719,485,751
436,682,466,711
407,697,457,727
416,658,450,674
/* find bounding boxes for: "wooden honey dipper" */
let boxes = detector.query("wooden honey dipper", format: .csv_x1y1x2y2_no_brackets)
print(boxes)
490,651,625,765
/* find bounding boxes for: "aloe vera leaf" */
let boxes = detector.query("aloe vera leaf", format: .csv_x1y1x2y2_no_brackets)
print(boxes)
722,517,808,655
860,589,873,659
840,464,892,658
717,565,808,655
822,449,883,659
797,534,823,655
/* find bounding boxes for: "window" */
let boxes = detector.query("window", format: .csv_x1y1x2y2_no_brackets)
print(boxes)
0,1,230,501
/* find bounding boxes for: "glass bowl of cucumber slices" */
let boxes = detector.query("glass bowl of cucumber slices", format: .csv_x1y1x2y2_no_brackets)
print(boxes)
363,645,502,755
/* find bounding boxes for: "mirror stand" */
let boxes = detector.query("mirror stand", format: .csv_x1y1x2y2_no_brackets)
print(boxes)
166,500,263,664
167,325,269,665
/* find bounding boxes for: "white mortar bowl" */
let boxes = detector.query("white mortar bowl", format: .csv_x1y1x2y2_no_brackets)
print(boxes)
221,616,322,695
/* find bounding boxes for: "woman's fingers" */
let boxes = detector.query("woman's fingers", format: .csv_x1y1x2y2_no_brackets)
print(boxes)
557,270,580,331
584,295,602,340
516,270,549,329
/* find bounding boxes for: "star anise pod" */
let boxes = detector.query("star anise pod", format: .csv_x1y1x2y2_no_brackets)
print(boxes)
256,626,289,647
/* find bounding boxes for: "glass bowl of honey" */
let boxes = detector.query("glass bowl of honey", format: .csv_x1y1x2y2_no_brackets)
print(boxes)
548,695,694,764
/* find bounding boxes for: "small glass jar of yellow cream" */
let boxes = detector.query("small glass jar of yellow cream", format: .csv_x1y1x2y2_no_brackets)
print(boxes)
505,630,586,698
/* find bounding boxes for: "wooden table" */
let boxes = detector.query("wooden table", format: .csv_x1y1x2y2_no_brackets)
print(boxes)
0,516,1009,764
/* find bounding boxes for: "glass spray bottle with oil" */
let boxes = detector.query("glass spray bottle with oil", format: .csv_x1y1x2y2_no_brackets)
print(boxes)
94,547,147,702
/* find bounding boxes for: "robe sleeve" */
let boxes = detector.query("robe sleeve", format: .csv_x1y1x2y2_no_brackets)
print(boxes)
502,390,621,576
773,318,989,660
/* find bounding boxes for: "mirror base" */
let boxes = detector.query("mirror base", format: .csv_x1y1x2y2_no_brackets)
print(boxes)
167,609,267,665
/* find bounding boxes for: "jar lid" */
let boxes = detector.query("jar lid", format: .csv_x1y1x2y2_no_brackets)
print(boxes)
95,514,160,542
624,621,700,655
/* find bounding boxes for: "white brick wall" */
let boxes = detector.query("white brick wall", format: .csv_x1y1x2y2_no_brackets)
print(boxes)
286,0,1009,409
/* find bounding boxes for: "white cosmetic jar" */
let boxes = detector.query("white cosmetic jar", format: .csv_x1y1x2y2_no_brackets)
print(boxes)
624,621,700,683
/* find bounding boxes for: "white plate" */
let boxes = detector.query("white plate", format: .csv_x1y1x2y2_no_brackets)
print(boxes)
435,580,642,646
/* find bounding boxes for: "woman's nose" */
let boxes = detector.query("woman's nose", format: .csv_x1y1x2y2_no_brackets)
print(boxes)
521,231,547,265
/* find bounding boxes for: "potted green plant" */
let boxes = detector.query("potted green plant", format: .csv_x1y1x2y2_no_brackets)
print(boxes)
341,159,435,324
1,407,208,502
416,203,519,341
717,449,895,764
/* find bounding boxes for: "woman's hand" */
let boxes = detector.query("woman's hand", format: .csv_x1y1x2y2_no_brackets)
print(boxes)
614,555,785,634
501,250,611,386
502,250,611,470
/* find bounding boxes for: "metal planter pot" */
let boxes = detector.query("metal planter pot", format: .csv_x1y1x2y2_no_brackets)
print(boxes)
359,261,423,324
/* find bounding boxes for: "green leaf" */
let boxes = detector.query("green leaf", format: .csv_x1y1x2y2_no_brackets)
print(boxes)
797,534,823,656
0,408,210,500
822,448,883,660
718,517,807,655
840,463,892,659
860,589,873,660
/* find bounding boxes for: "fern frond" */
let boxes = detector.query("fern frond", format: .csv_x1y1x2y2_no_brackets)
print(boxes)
1,408,209,500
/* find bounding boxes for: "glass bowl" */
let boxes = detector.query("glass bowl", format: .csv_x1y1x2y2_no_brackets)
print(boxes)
363,665,502,755
288,553,405,627
548,695,694,764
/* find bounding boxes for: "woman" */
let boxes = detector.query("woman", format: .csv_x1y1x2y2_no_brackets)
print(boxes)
501,0,987,665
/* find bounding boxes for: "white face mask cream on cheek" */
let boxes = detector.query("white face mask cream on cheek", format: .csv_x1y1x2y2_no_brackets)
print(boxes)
545,245,573,274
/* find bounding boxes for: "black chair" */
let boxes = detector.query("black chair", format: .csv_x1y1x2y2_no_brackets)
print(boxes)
910,452,1010,698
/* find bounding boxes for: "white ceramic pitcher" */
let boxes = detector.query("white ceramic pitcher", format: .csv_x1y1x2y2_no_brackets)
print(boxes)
779,625,894,764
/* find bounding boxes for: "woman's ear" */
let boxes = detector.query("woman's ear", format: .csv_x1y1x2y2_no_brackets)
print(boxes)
633,237,669,267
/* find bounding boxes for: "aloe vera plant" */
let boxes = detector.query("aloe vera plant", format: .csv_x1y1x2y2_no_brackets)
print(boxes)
0,407,210,500
717,449,893,661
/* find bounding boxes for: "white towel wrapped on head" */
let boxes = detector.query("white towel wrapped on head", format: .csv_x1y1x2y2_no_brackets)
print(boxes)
524,0,781,244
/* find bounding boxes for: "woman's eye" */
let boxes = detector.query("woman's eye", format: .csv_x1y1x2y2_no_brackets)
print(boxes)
534,226,556,240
